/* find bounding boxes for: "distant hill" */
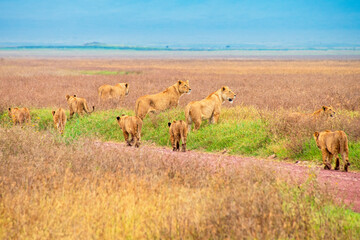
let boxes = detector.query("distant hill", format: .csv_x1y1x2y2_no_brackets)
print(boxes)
83,42,107,46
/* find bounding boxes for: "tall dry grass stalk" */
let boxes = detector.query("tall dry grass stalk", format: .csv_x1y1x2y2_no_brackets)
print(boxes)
0,127,357,239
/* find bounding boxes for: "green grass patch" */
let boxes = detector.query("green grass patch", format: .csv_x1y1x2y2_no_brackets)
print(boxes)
80,70,140,75
2,107,360,170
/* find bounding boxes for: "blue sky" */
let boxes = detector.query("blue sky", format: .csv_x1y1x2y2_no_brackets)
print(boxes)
0,0,359,46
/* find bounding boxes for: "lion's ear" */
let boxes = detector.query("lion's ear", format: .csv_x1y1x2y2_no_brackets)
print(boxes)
121,114,125,116
322,106,327,111
178,80,182,85
168,122,172,127
125,83,128,88
116,116,120,121
52,111,55,116
73,95,77,97
65,95,70,99
314,131,320,138
222,86,226,91
8,107,11,111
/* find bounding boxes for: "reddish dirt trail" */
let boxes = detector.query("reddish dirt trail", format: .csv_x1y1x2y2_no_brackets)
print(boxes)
95,141,360,213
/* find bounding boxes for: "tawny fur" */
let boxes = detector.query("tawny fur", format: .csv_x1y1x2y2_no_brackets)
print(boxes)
65,94,94,118
313,130,350,171
116,115,143,148
98,83,129,103
8,107,31,125
168,120,188,152
135,80,191,120
185,86,236,131
288,106,336,122
52,108,67,134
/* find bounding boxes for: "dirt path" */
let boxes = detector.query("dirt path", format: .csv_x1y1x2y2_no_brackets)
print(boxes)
95,141,360,213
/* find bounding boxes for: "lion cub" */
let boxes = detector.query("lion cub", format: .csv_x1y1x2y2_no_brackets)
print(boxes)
8,107,31,125
116,115,142,148
52,108,67,134
313,130,350,171
65,94,94,118
168,120,188,152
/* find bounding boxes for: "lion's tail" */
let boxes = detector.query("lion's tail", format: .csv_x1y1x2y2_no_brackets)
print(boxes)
179,120,187,144
84,102,95,114
137,118,143,140
340,131,349,161
184,104,192,124
184,103,193,131
135,98,141,117
98,87,104,103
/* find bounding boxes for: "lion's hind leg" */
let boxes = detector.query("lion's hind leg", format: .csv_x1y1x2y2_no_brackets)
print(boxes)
321,149,332,170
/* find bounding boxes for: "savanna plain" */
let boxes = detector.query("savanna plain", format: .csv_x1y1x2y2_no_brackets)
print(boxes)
1,58,360,239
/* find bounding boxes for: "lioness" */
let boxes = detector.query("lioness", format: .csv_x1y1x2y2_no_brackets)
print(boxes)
185,86,236,131
116,115,142,148
313,130,350,171
168,120,188,152
288,106,335,122
52,108,67,134
8,107,31,125
135,80,191,120
65,94,94,118
98,83,129,102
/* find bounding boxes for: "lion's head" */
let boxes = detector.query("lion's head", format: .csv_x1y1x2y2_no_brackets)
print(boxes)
177,80,191,94
115,83,129,96
221,86,236,103
322,106,335,118
116,114,126,126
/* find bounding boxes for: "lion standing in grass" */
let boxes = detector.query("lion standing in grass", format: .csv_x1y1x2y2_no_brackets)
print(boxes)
116,115,142,148
185,86,236,131
168,120,188,152
288,106,336,122
8,107,31,125
65,95,94,118
52,108,67,134
98,83,129,103
135,80,191,120
313,130,350,171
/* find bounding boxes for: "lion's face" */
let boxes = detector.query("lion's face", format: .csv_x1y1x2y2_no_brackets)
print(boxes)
117,83,129,96
177,80,191,94
322,106,335,118
221,86,236,103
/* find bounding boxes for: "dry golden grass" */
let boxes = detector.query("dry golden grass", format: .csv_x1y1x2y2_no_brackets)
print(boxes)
1,127,359,239
1,59,360,112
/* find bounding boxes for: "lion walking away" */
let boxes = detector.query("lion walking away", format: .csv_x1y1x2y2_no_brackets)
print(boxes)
313,130,350,172
65,94,95,118
52,108,67,134
168,120,188,152
116,115,143,148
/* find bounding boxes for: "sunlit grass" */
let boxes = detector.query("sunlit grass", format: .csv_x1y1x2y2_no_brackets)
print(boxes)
1,127,359,239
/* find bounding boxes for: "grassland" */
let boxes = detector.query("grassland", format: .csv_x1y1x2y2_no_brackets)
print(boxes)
1,59,360,238
1,126,360,239
2,105,360,170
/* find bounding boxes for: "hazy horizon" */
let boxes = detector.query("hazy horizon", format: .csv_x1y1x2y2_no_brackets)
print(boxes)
0,0,359,47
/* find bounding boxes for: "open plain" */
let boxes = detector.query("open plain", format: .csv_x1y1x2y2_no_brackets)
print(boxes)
1,58,360,238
